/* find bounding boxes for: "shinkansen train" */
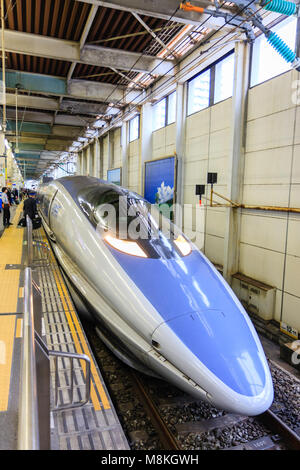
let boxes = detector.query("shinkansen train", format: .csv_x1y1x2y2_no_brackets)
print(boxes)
37,176,274,416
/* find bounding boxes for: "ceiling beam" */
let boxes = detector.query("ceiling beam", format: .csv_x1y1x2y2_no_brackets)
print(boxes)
1,29,175,76
6,108,94,126
6,93,116,116
76,0,226,26
4,69,136,104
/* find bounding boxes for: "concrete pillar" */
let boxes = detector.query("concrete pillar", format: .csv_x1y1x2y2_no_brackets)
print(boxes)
140,103,153,196
76,152,82,175
121,121,129,187
99,138,104,179
223,41,251,284
86,145,92,176
175,81,187,227
108,130,115,171
82,148,87,175
94,138,100,177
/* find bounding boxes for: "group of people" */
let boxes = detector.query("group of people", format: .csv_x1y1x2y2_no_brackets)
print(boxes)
1,187,37,229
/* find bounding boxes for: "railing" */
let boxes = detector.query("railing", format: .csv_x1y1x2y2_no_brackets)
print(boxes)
26,215,50,267
18,268,40,450
18,219,91,449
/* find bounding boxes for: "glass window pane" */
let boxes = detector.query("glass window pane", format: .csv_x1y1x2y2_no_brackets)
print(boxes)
214,53,235,103
129,115,140,141
153,98,166,131
188,69,210,115
251,17,297,87
167,91,176,125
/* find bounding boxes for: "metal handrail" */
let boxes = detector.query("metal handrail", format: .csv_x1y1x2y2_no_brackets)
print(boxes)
19,221,92,449
49,350,91,412
18,267,40,450
26,215,33,267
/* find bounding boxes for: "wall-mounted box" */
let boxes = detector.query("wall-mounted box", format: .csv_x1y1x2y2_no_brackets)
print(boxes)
232,273,276,321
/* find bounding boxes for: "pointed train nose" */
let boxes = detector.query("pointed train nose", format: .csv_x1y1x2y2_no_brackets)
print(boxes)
152,310,274,414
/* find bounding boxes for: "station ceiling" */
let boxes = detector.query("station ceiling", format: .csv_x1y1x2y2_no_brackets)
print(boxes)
1,0,237,178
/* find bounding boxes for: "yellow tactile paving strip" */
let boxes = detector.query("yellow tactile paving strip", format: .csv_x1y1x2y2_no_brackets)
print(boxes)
40,232,110,411
0,204,23,313
52,266,110,411
0,204,24,412
0,316,16,411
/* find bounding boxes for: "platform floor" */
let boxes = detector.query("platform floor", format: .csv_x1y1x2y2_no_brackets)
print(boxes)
0,204,129,450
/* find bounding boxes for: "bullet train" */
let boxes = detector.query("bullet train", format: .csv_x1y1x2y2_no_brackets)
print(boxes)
37,176,273,416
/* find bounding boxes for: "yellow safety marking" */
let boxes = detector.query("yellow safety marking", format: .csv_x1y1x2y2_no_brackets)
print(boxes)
51,267,110,410
56,271,111,410
0,270,21,314
0,316,16,411
15,319,23,338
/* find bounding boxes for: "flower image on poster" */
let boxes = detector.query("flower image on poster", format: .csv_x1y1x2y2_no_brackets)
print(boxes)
144,156,175,219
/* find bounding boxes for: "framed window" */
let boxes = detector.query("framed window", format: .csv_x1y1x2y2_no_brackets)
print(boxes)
251,17,297,87
153,99,166,131
153,91,177,131
188,69,210,115
214,53,235,104
167,91,176,125
129,115,140,142
187,51,235,115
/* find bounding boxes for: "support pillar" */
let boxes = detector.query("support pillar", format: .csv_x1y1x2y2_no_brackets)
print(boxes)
140,103,153,196
86,145,92,176
121,121,128,187
223,41,251,284
94,138,100,177
175,82,187,228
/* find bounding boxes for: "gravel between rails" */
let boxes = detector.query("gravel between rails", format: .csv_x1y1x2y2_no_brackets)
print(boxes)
82,319,300,450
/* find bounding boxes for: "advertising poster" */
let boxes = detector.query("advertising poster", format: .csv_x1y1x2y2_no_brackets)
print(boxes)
144,156,176,219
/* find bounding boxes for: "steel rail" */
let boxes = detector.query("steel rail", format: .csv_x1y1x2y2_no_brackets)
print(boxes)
259,409,300,451
131,371,181,450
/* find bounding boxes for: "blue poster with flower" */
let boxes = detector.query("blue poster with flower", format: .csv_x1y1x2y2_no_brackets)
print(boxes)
144,157,175,218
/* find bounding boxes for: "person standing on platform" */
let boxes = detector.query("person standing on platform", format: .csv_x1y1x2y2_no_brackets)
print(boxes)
2,187,11,228
23,192,37,221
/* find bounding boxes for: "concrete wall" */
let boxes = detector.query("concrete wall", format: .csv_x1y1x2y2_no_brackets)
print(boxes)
77,67,300,332
240,69,300,330
183,98,232,266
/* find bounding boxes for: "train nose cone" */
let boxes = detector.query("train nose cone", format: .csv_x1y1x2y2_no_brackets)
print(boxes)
152,310,270,399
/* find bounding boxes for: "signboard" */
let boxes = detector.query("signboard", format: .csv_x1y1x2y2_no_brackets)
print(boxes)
144,156,176,219
280,322,298,340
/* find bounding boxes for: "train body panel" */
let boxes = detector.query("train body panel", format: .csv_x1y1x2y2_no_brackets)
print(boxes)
37,176,274,415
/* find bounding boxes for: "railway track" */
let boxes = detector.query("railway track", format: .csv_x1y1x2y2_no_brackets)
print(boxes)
81,318,300,451
131,372,300,451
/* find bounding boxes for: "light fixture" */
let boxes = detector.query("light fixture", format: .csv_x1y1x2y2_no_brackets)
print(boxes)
104,235,148,258
174,235,192,256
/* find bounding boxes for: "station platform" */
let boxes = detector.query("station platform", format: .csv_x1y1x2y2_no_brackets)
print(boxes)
0,203,129,450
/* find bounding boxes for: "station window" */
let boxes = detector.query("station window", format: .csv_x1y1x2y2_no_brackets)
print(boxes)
187,69,210,115
187,51,234,115
214,53,235,104
153,91,177,131
251,17,297,87
129,115,140,142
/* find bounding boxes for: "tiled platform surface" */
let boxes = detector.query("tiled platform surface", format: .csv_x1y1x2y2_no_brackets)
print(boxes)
0,204,129,450
33,228,129,450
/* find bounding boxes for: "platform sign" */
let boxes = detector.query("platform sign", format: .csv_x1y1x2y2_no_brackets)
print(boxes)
280,321,298,340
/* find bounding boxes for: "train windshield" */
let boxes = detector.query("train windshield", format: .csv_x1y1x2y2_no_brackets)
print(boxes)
78,186,191,259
